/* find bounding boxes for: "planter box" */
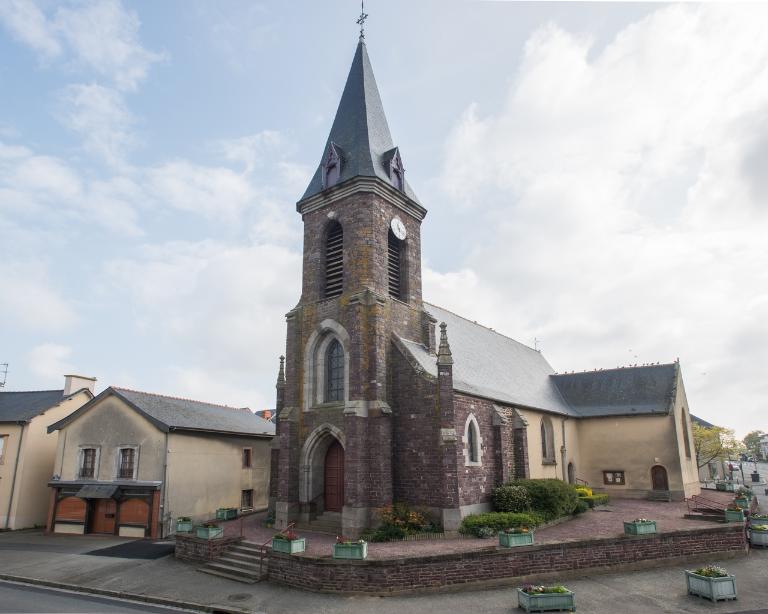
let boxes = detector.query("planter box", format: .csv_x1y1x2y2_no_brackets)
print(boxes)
215,508,238,521
624,521,657,535
333,541,368,560
272,537,306,554
195,526,223,540
716,482,735,492
724,509,745,522
685,571,737,602
176,520,193,533
716,482,727,491
517,588,576,612
734,497,749,508
750,528,768,547
499,531,534,548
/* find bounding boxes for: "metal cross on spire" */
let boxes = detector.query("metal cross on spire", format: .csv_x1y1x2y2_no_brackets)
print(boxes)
356,0,368,40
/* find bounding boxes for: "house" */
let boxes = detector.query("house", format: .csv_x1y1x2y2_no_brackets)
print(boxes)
270,37,700,537
46,387,274,538
760,434,768,461
0,375,95,529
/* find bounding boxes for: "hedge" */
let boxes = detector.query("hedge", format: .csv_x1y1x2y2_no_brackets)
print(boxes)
579,494,609,508
492,484,532,513
511,479,580,520
460,511,544,536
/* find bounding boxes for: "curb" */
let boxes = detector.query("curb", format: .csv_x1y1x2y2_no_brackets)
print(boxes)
0,574,251,614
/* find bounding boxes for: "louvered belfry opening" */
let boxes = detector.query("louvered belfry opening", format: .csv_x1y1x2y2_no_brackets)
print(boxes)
388,230,403,300
324,221,344,298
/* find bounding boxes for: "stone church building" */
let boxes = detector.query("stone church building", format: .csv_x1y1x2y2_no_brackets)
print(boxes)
270,38,700,536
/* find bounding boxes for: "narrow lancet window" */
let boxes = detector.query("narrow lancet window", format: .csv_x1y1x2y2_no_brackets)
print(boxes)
325,221,343,298
468,421,479,463
388,230,403,299
325,339,344,402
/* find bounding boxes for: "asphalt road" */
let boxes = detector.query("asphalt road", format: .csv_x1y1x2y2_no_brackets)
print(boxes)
0,580,201,613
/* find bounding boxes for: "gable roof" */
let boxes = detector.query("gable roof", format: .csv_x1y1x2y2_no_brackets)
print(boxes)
399,303,576,416
300,40,419,203
691,414,716,428
551,364,678,417
48,387,275,437
0,389,80,423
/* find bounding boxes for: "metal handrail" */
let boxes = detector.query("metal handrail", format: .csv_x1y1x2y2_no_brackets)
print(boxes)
257,521,296,580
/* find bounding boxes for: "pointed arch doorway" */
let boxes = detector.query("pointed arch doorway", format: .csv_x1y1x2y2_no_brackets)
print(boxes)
324,440,345,512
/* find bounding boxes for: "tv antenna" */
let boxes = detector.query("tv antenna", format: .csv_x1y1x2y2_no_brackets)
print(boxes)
0,363,7,388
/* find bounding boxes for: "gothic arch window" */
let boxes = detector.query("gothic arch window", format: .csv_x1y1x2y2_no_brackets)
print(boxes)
463,414,483,466
387,229,405,300
324,221,343,298
541,417,555,463
681,408,692,458
325,339,344,402
322,143,342,189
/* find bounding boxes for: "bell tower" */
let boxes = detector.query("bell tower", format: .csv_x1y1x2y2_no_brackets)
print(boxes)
274,38,432,536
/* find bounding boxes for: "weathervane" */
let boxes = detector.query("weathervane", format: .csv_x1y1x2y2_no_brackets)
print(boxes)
357,0,368,40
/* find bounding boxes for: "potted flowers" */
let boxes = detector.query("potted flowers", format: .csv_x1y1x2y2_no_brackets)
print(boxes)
517,585,575,612
271,529,306,554
685,565,737,602
724,504,745,523
749,524,768,548
734,487,751,508
333,536,368,560
195,522,223,540
176,516,193,533
498,526,534,548
215,507,238,521
623,518,657,535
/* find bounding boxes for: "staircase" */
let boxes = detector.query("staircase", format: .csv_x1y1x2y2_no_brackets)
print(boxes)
199,540,267,584
295,511,342,535
685,494,727,523
647,490,672,502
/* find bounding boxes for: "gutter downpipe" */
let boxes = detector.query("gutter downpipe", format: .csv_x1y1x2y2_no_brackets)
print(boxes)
560,417,568,482
160,430,169,538
4,422,27,530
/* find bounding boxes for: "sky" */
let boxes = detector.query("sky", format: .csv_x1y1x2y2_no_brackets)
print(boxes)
1,1,766,437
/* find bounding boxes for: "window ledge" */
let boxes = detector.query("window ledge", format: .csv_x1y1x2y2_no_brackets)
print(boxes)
307,402,345,412
465,461,482,467
542,460,557,466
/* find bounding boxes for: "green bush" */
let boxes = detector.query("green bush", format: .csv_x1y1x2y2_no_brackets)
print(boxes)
512,479,580,520
492,484,532,513
364,524,409,542
460,511,543,537
579,494,609,508
574,499,590,514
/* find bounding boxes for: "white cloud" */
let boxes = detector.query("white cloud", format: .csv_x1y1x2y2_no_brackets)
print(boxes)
0,0,61,59
25,343,74,381
0,264,77,332
434,4,768,435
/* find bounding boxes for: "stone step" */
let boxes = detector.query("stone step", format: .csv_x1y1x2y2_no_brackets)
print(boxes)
198,567,259,584
684,513,725,523
218,555,263,570
202,561,262,581
225,550,263,564
232,543,268,555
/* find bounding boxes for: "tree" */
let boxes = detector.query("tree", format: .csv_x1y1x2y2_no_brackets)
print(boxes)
692,424,742,469
743,430,766,460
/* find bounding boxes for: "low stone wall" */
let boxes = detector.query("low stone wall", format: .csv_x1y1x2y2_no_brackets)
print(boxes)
174,533,242,562
266,524,747,594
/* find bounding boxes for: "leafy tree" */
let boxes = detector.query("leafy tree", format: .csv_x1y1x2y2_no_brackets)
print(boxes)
743,430,766,460
693,424,742,469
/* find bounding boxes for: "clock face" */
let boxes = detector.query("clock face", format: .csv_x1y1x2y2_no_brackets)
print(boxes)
390,216,407,240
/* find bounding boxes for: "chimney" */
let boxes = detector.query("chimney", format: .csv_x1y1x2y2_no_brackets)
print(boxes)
63,374,97,396
262,409,272,420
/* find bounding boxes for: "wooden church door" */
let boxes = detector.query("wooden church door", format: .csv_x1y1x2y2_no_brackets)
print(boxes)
324,441,344,512
651,465,669,491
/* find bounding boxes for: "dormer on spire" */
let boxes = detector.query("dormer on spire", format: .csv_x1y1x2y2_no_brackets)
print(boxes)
382,147,405,192
322,142,343,189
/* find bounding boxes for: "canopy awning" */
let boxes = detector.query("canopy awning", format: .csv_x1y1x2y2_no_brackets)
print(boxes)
76,484,118,499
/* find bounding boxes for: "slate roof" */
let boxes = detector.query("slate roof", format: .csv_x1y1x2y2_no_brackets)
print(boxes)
551,364,678,417
691,414,715,428
49,387,275,437
397,303,679,418
0,389,67,422
301,40,420,203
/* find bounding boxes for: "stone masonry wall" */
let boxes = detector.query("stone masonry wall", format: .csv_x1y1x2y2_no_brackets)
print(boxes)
174,534,242,562
454,394,502,507
266,524,746,594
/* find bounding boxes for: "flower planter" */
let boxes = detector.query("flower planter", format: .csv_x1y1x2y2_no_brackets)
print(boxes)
623,521,657,535
272,537,306,554
724,509,745,522
517,588,576,612
685,571,737,602
195,525,223,540
499,531,534,548
715,482,727,491
749,528,768,548
333,541,368,560
215,507,238,521
176,519,193,533
734,497,749,508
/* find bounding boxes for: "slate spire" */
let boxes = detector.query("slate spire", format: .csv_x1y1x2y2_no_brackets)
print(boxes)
300,40,419,203
437,322,454,366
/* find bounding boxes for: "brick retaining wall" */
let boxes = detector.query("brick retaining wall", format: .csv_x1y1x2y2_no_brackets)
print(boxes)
174,534,242,562
266,524,746,594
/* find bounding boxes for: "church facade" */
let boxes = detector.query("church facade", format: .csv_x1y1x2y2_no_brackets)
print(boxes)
271,39,700,536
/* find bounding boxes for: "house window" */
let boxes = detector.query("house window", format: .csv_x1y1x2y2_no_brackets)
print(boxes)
118,448,136,479
603,470,626,485
242,448,252,468
0,435,7,464
80,448,96,478
681,409,692,458
463,414,483,466
325,339,344,402
324,221,343,298
540,417,555,463
241,489,254,509
387,230,404,299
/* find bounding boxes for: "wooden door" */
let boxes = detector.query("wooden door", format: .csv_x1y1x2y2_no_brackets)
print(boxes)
651,465,669,491
324,441,344,512
89,499,117,534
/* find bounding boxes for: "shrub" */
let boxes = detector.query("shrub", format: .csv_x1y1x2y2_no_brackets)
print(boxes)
512,479,580,520
377,503,432,532
460,511,543,537
579,494,609,508
476,526,496,539
574,499,589,515
574,487,592,497
492,484,532,513
364,525,409,542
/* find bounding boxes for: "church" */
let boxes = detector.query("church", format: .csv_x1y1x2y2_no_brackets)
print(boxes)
270,36,700,537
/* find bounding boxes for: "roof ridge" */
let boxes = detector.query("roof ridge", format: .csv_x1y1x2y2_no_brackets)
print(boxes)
552,363,676,376
424,302,541,354
112,387,251,413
